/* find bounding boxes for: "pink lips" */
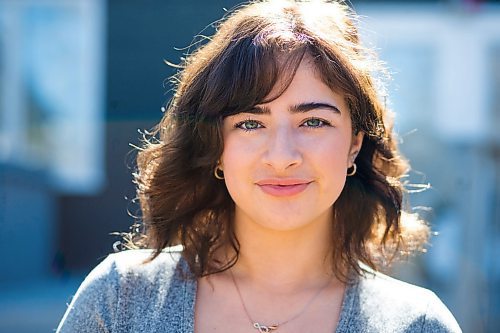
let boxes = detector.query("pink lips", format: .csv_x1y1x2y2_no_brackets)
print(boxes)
256,178,312,197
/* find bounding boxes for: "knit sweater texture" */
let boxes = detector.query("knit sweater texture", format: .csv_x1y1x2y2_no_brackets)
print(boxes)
56,249,462,333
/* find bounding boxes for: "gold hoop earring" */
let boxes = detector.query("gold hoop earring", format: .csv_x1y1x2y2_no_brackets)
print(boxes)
214,166,224,180
347,163,357,177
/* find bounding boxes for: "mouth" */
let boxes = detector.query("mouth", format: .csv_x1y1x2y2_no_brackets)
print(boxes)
255,178,312,197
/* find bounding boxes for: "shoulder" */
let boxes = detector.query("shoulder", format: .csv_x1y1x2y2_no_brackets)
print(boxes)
339,269,462,333
57,247,196,333
77,247,186,295
357,270,437,314
100,246,185,282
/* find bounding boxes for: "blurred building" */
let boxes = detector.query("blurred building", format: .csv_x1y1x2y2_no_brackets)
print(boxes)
356,3,500,332
0,0,498,332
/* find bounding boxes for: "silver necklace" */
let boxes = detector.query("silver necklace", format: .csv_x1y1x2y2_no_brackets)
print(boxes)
229,269,331,333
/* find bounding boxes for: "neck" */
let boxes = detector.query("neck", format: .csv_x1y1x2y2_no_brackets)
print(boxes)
228,209,335,291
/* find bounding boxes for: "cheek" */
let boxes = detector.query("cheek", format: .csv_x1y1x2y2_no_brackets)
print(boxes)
321,153,348,184
311,138,351,196
309,134,351,168
220,137,253,198
221,136,249,170
221,161,250,211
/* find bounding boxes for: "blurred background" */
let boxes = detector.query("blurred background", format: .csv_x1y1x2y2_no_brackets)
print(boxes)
0,0,499,332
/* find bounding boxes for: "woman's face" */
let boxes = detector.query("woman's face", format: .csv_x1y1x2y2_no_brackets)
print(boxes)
221,59,363,232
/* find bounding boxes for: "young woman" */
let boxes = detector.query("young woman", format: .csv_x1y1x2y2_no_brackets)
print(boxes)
57,1,462,332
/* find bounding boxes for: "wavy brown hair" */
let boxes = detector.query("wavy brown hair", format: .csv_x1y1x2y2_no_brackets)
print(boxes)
128,0,429,281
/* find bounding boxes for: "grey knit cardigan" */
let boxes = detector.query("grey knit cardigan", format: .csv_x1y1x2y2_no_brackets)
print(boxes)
56,249,462,333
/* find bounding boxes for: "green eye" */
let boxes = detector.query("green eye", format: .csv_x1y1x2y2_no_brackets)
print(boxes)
303,118,329,127
244,120,260,129
235,120,262,131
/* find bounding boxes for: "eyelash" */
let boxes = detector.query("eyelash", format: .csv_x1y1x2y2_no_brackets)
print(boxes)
234,119,263,132
301,117,332,128
234,117,332,132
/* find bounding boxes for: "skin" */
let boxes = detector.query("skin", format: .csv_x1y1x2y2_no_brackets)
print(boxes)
195,58,364,333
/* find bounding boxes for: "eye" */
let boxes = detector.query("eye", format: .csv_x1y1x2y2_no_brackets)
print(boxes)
301,117,331,128
235,119,263,131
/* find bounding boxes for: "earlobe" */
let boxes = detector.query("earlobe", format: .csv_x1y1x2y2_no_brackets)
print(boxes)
214,160,224,180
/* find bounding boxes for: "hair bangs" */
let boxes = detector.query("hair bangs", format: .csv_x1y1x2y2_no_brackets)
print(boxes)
198,34,311,119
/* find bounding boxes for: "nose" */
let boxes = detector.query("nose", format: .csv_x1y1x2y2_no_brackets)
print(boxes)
261,125,302,171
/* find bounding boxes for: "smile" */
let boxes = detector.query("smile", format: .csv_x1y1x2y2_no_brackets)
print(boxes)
255,179,312,197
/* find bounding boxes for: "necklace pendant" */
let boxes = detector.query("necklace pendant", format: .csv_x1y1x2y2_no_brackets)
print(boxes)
253,323,278,332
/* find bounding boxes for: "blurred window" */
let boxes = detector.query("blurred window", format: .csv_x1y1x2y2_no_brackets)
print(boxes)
380,45,436,136
0,0,105,193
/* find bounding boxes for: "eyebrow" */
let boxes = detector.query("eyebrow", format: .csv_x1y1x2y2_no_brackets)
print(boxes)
244,102,341,115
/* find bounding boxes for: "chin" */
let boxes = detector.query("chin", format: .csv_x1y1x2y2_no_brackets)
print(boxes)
257,215,324,232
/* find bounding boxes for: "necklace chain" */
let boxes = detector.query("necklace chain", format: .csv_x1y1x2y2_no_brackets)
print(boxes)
230,269,331,332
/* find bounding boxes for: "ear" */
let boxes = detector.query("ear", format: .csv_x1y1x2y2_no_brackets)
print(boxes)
216,159,224,171
348,131,364,166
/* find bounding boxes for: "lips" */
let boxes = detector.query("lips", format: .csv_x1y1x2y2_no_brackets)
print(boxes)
255,178,312,197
